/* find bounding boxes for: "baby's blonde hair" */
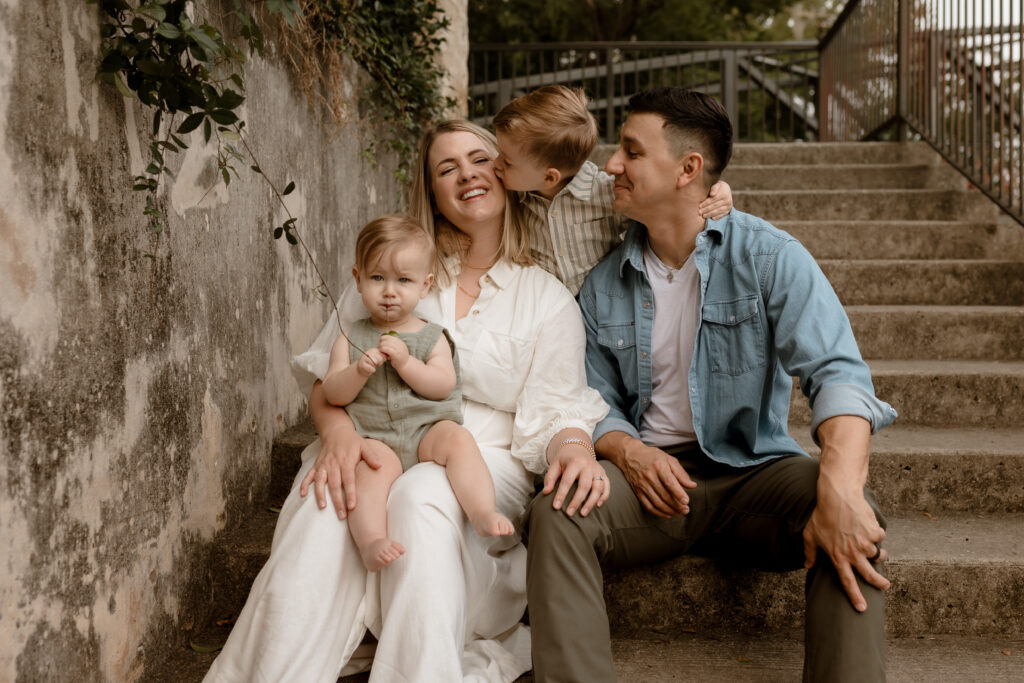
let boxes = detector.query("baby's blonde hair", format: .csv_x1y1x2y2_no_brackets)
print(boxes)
492,85,598,173
354,214,434,274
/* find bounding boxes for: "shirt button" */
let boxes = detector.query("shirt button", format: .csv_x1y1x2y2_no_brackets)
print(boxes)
643,301,650,308
641,398,648,403
691,388,696,393
472,310,479,315
729,315,736,322
393,403,399,408
641,352,647,359
617,339,624,346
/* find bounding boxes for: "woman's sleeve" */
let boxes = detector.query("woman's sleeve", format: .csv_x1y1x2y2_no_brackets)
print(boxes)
510,290,610,474
290,284,364,398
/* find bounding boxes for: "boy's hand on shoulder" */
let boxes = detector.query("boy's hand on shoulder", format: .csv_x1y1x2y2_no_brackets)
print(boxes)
357,348,386,377
699,180,733,220
378,334,411,370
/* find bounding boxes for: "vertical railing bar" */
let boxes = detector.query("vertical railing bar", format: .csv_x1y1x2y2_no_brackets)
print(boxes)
985,0,992,193
998,0,1005,200
1019,1,1023,213
959,0,966,167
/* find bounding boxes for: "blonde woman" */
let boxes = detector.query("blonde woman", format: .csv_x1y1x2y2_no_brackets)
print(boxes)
204,121,608,683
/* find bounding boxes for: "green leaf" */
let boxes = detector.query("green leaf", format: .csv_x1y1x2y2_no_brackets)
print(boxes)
282,181,295,196
177,112,204,134
283,217,297,227
152,109,162,136
285,232,298,245
133,183,151,191
155,23,182,39
139,4,166,22
250,165,262,174
113,75,134,99
145,162,161,175
189,641,222,654
203,118,212,144
221,167,230,186
273,227,283,239
387,330,399,336
208,109,238,125
217,89,245,110
220,129,240,141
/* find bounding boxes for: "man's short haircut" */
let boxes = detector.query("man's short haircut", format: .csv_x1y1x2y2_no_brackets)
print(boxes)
354,214,434,273
493,85,598,173
627,88,733,182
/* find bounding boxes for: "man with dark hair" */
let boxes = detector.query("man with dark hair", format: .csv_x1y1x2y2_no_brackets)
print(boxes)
524,87,896,682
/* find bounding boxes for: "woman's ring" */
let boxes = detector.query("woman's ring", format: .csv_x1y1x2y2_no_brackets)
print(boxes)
869,543,882,563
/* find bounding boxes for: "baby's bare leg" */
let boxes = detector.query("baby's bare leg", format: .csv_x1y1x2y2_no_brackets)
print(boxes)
347,441,405,571
418,421,514,537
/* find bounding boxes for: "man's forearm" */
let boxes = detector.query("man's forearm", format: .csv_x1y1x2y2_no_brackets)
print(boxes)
595,430,643,470
815,415,872,493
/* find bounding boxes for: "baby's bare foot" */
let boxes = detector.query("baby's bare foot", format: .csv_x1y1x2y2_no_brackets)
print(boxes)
472,511,515,537
360,538,405,571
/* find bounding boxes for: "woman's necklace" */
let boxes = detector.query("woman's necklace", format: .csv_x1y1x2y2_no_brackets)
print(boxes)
456,274,481,298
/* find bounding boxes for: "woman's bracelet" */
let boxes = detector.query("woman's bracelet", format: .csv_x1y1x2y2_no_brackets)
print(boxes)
560,437,596,459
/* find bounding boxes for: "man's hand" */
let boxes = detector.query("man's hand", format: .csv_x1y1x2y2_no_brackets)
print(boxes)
803,415,890,611
299,425,385,519
615,438,696,518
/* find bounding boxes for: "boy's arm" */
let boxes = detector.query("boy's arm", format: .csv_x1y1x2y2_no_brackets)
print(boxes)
378,333,457,401
322,335,381,406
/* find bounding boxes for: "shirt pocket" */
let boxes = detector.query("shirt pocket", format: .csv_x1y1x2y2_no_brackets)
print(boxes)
595,322,639,388
464,330,534,412
700,295,766,376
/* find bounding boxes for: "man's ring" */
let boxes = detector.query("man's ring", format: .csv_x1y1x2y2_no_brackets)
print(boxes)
869,543,882,563
594,475,606,481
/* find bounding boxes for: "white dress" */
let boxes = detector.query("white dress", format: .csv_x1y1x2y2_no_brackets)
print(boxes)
204,260,609,683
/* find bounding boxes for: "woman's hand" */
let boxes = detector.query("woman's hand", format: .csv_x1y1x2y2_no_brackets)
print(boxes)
299,422,384,520
699,180,733,220
542,442,610,518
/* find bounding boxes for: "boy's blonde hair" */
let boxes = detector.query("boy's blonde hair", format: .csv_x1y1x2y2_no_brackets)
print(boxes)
408,120,532,287
354,214,434,273
492,85,598,173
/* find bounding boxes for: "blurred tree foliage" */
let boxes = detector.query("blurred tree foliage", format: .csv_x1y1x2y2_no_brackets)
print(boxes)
469,0,820,44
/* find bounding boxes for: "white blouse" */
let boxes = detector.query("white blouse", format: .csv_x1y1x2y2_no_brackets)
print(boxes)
291,258,609,474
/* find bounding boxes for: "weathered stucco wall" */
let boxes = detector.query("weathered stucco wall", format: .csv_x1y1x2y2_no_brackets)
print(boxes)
0,1,465,680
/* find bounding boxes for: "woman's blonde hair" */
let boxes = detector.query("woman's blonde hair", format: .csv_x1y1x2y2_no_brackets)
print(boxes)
408,120,532,286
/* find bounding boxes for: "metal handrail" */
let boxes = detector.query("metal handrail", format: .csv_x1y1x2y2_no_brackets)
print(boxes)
821,0,1023,226
469,41,820,144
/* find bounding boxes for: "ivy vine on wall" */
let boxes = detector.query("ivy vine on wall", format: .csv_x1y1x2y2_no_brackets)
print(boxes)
88,0,455,337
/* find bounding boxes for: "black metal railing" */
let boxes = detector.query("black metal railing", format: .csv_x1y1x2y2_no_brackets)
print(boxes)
821,0,1023,224
469,41,820,144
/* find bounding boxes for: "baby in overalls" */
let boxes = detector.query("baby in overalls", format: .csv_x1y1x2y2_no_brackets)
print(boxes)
322,214,514,571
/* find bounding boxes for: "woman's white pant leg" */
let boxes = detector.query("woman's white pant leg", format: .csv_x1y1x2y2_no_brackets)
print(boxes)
203,442,370,683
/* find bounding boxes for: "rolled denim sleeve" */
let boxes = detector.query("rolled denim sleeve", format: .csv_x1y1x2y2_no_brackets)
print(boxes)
579,278,642,444
764,240,897,444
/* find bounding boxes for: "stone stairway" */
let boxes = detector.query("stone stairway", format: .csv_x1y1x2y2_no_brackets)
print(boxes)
149,142,1024,681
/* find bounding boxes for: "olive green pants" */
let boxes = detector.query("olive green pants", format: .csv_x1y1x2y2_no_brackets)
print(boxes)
523,446,887,683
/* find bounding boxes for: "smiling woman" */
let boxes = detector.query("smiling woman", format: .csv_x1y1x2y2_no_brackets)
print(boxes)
202,121,609,682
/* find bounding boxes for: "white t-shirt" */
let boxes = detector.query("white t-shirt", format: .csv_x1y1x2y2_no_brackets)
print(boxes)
639,242,700,447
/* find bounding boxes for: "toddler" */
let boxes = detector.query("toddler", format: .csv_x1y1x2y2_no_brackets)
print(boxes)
322,214,514,571
492,84,733,294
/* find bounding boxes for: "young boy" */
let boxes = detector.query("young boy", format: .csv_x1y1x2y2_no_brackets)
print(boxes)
491,85,733,294
322,214,514,571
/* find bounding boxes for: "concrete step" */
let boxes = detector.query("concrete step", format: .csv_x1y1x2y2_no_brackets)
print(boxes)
735,189,1001,222
777,221,1024,261
848,305,1024,361
723,163,963,190
789,360,1024,428
795,426,1024,515
729,141,941,166
591,141,940,168
604,513,1024,638
151,633,1024,682
819,260,1024,306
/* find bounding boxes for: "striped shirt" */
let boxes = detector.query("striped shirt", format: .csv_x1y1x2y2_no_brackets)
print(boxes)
518,160,626,295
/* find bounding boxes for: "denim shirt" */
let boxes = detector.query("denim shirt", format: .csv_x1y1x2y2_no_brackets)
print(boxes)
579,211,897,467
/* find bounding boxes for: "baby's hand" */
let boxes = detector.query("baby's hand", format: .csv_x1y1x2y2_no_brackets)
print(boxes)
378,334,411,370
357,348,386,377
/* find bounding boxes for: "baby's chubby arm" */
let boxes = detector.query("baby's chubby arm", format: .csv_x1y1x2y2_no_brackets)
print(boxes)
378,333,456,401
322,334,386,406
